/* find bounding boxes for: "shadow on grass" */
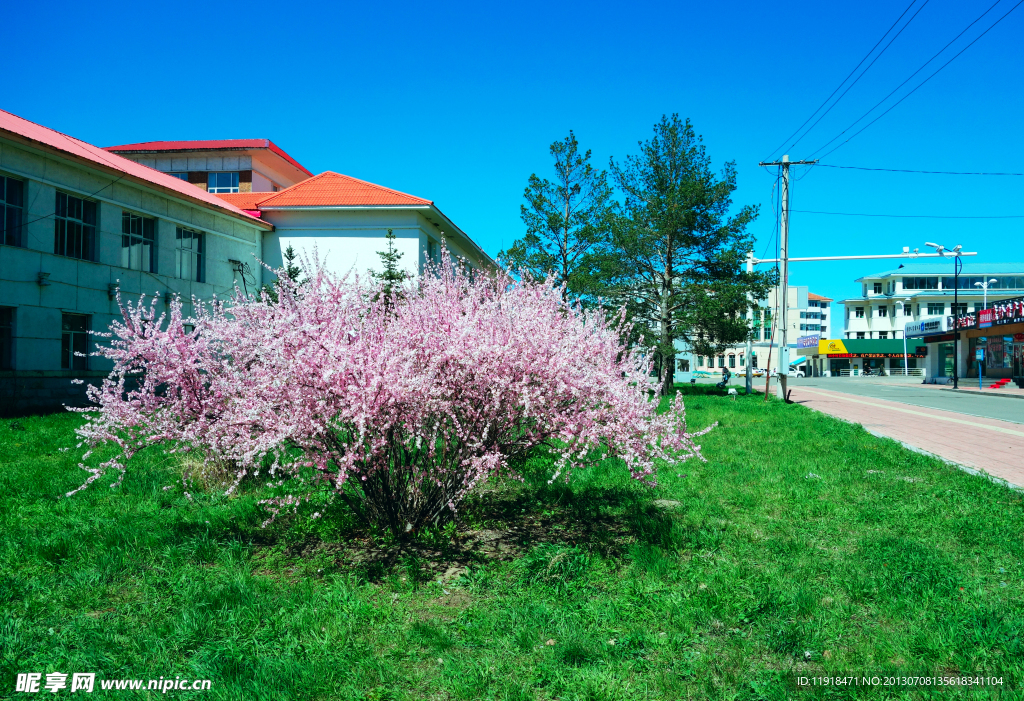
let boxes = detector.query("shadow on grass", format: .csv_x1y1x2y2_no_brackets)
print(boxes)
246,449,688,583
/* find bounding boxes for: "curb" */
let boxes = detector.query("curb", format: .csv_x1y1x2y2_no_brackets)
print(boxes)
939,387,1024,400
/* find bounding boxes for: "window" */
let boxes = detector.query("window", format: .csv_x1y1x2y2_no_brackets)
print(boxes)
728,355,736,368
952,303,967,315
740,354,745,367
879,331,888,339
61,314,89,370
903,277,938,290
54,192,97,260
121,212,156,272
856,332,865,339
0,307,12,370
168,172,189,181
718,355,725,368
762,309,771,327
855,307,864,318
878,306,887,318
175,227,204,282
697,356,704,368
926,303,944,316
207,172,239,193
1,175,25,247
873,283,882,294
426,238,439,263
902,305,912,317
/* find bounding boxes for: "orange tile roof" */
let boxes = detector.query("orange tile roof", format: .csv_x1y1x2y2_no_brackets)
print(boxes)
808,292,833,302
256,171,432,208
215,192,274,210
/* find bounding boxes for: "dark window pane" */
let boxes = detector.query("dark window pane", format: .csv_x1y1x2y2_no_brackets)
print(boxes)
6,178,23,206
5,207,21,246
61,333,71,369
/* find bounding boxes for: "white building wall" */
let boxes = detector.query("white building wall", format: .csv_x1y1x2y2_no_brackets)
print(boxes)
259,208,479,282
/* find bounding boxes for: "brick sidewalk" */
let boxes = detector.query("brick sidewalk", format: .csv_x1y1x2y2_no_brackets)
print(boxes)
789,386,1024,489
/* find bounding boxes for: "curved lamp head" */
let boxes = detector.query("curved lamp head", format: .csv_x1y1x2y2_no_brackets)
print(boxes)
989,278,998,285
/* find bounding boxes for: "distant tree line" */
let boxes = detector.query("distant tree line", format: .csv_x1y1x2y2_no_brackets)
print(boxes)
500,115,776,396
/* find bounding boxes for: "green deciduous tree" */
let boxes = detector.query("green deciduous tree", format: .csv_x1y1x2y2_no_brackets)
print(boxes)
605,115,775,395
500,131,615,301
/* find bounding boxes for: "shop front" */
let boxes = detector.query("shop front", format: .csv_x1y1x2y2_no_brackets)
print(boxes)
951,295,1024,387
797,339,926,377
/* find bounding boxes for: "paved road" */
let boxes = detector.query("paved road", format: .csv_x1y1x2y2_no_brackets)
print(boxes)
785,384,1024,488
784,378,1024,424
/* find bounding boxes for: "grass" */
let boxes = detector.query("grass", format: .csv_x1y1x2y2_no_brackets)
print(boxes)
2,387,1022,700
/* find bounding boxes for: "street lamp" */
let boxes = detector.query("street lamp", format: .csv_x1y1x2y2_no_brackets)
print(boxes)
974,278,998,308
897,297,912,376
926,242,964,389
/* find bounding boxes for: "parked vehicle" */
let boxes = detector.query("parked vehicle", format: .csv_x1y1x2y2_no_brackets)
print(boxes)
750,368,766,378
787,368,806,378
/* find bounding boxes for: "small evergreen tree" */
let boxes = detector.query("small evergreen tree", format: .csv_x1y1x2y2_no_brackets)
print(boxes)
370,230,411,307
262,245,303,303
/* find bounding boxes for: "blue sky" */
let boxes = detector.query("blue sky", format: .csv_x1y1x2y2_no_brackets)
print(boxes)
4,0,1022,330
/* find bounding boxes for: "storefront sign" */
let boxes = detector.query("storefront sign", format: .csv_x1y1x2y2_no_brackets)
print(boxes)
797,334,820,349
915,346,928,355
824,352,925,359
956,296,1024,330
976,349,984,360
818,339,848,355
905,318,948,337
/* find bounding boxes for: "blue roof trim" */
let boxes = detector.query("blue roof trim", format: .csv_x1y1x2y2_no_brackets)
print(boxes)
858,262,1024,280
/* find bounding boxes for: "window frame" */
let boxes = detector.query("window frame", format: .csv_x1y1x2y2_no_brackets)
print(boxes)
121,211,157,272
0,306,13,370
1,174,25,247
175,227,205,282
207,172,240,194
54,191,98,261
61,313,90,370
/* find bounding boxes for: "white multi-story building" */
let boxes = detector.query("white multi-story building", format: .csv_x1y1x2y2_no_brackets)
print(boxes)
682,285,833,377
841,263,1024,340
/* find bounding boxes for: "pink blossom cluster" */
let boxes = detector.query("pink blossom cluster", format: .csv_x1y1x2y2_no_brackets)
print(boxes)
72,250,713,533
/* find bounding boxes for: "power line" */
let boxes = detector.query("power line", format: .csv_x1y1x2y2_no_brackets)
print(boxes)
782,0,931,156
810,0,1023,159
815,163,1024,175
762,0,920,162
792,209,1024,219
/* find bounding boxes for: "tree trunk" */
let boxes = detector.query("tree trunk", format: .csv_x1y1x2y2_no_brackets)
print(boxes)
659,240,675,397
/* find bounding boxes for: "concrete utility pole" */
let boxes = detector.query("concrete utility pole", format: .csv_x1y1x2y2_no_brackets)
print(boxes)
758,155,818,400
745,252,754,394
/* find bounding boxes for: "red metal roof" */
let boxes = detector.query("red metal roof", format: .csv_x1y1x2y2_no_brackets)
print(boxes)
0,109,271,228
256,171,432,208
808,292,833,302
103,138,313,177
214,192,274,210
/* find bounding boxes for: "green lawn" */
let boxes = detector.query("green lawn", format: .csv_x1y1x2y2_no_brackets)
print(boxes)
2,389,1021,700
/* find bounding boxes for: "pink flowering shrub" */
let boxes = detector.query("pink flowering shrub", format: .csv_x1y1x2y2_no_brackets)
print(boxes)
73,250,713,535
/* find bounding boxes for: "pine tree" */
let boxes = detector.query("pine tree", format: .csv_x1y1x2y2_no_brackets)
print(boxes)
262,245,304,303
370,230,412,308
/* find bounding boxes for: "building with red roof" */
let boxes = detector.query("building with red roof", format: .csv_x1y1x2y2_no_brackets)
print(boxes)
1,110,493,413
0,109,273,414
214,171,494,277
104,138,311,195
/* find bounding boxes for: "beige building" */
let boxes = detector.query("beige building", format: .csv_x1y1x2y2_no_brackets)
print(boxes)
682,285,832,378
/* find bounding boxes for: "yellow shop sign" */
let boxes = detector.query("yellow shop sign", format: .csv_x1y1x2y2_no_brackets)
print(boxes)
818,339,848,355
